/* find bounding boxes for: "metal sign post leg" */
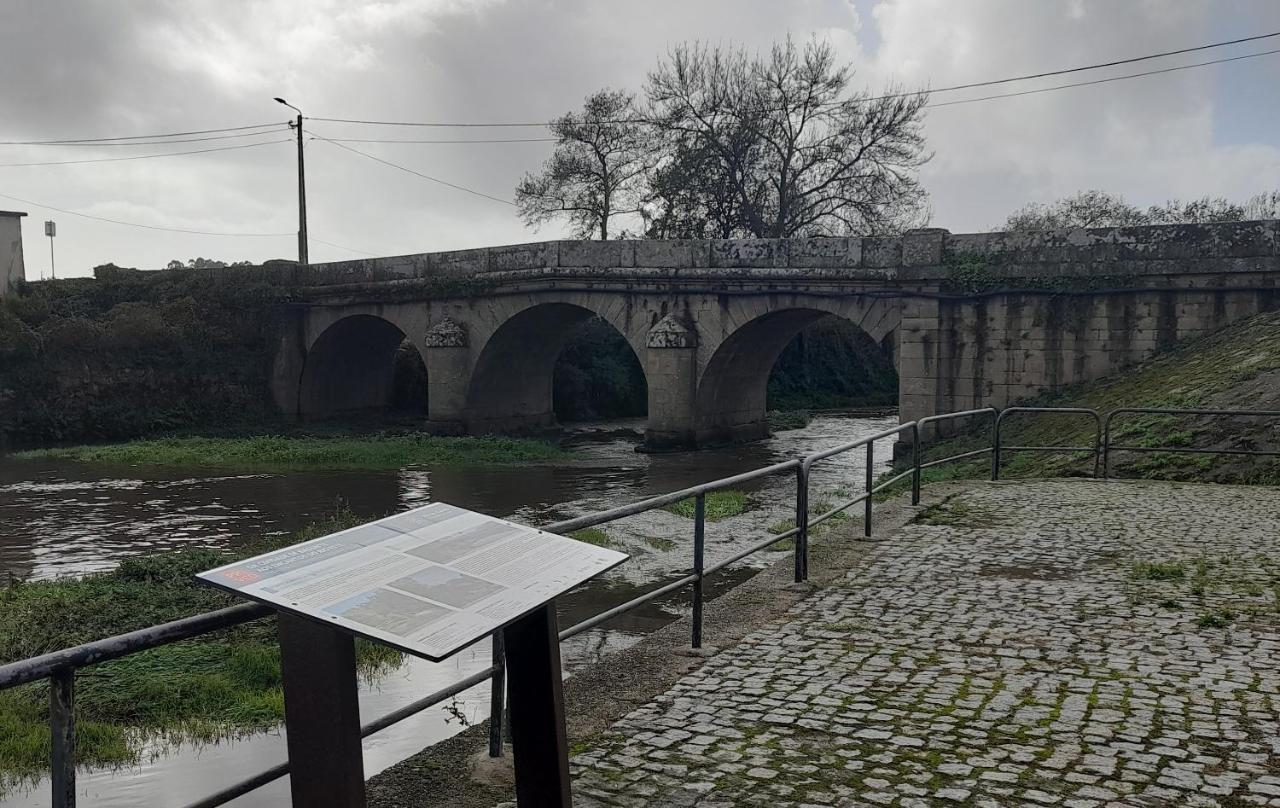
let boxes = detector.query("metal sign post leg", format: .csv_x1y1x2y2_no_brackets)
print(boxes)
278,613,367,808
503,603,572,807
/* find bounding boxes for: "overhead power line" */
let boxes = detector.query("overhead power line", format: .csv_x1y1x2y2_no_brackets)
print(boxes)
899,28,1280,95
928,46,1280,109
0,191,293,237
308,235,379,257
312,135,557,144
0,138,293,167
312,134,516,206
308,30,1280,128
0,128,293,148
0,121,285,147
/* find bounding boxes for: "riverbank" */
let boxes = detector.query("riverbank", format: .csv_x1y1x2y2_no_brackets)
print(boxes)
10,433,567,472
0,510,401,792
0,413,901,806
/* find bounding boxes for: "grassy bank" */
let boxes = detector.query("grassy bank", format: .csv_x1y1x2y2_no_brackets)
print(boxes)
663,490,755,522
0,510,400,791
13,433,566,471
887,309,1280,489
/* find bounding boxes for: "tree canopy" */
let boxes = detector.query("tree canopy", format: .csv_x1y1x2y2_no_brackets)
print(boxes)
1004,190,1280,231
516,37,932,240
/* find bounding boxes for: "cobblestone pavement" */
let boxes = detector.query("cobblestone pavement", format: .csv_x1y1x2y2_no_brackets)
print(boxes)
569,480,1280,807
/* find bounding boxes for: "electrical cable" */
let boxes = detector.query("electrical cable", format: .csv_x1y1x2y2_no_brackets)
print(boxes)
0,128,293,148
0,138,292,167
928,46,1280,109
311,135,557,144
306,31,1280,127
0,121,287,146
311,134,516,206
308,236,379,257
0,191,294,237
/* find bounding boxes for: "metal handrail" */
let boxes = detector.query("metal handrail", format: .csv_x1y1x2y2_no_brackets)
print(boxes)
8,402,1279,808
1102,407,1280,478
993,406,1102,480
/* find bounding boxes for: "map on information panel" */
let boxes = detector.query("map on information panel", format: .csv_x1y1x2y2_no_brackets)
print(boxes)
197,503,628,662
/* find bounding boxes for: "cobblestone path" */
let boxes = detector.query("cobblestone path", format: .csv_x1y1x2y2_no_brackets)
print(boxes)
570,480,1280,807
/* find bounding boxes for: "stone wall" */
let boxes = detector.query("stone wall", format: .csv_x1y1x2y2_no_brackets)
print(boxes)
304,221,1280,283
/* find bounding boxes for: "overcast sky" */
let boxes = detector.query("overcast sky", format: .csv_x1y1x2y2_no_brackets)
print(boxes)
3,0,1280,278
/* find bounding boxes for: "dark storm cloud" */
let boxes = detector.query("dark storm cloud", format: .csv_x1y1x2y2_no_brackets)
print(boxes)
1,0,1279,277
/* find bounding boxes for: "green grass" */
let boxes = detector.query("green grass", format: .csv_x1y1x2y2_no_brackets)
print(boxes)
644,536,677,553
570,528,616,548
1131,561,1186,581
0,508,401,790
766,499,853,551
767,409,812,432
13,433,567,471
663,490,754,522
1196,608,1236,629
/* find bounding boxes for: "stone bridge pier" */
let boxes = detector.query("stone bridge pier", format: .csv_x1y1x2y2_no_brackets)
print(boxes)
271,224,1280,451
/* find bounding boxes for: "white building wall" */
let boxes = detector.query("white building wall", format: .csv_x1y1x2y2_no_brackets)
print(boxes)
0,212,26,297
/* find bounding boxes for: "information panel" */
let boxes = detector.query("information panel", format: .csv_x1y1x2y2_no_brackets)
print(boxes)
197,503,628,661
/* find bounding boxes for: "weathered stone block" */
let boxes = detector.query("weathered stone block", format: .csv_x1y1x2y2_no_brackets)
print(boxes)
559,240,631,268
709,239,784,268
902,229,948,267
428,247,489,276
786,238,850,269
488,242,556,271
634,240,709,268
862,238,902,268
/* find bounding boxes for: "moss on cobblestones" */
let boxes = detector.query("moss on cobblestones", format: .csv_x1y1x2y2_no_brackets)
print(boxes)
569,481,1280,807
1132,560,1187,580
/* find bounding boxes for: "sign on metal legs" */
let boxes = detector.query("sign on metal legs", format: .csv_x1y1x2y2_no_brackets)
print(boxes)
198,502,626,807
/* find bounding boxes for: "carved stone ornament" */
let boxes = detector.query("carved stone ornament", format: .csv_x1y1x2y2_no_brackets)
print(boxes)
424,317,468,348
646,313,698,349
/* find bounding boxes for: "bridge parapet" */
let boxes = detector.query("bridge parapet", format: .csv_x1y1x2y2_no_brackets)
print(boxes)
304,220,1280,287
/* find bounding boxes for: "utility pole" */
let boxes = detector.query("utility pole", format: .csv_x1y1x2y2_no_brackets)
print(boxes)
44,220,56,280
274,97,308,268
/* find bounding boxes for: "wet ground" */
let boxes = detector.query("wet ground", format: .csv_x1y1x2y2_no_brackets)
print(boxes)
0,413,898,808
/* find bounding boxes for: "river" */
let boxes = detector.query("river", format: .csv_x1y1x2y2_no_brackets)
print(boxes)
0,413,898,807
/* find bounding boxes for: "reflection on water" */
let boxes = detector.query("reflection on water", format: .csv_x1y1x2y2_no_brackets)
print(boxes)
0,413,896,807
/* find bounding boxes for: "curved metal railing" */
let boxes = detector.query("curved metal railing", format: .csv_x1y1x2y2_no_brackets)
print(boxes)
3,403,1277,807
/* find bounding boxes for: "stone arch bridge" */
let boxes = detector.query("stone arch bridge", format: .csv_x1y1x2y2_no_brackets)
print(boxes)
270,223,1280,450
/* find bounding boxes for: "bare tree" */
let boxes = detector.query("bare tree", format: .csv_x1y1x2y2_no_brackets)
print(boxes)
645,37,931,238
515,90,650,240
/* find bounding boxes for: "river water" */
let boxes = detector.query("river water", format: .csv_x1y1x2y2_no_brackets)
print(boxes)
0,413,897,807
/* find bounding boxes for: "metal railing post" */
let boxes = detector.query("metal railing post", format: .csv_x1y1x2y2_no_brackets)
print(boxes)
488,633,505,757
1102,412,1113,479
991,413,1003,481
794,464,809,582
50,666,75,808
911,422,921,506
691,493,705,649
864,442,874,538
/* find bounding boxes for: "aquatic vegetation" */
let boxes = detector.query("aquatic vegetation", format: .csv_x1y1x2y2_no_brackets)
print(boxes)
14,433,566,471
0,511,400,790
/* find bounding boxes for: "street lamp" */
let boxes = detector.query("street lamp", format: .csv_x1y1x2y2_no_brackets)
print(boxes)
275,97,308,268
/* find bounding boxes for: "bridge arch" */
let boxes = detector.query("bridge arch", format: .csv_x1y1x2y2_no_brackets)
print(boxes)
693,299,899,445
298,313,427,419
463,300,648,433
